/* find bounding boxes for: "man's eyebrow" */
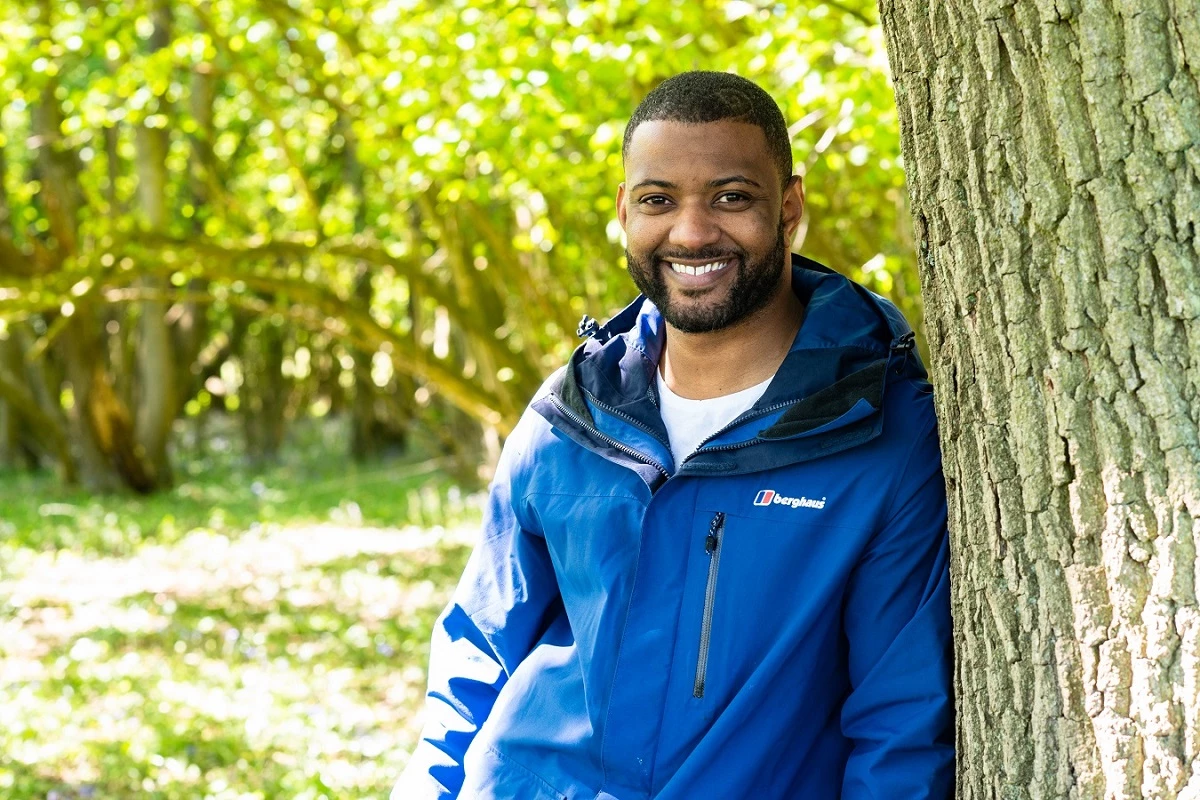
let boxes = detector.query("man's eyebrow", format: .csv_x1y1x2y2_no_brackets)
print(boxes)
708,175,762,188
630,179,676,191
630,176,764,191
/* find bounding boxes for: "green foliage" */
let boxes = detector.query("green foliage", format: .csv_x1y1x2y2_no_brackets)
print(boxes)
0,4,923,790
0,422,476,555
0,440,478,798
0,0,920,439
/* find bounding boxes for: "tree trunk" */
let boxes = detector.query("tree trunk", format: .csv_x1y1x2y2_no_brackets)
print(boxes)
0,326,75,479
29,71,122,491
337,118,392,461
350,262,387,461
25,0,163,493
59,307,148,492
240,316,289,463
880,1,1200,797
132,0,176,487
171,41,215,415
0,122,16,469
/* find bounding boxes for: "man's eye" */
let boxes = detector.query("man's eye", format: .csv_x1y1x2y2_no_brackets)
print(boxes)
716,192,751,204
638,195,670,205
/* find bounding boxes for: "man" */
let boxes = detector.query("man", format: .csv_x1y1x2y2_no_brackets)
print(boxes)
395,71,953,799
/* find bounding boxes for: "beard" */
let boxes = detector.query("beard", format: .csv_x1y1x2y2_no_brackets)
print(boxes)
625,220,789,334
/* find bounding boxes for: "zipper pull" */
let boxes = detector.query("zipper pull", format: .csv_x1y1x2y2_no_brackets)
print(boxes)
577,314,613,343
890,331,916,354
706,512,724,553
577,314,599,339
890,331,916,374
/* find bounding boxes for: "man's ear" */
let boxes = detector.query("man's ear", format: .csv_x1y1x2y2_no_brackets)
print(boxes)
782,175,805,241
616,182,627,230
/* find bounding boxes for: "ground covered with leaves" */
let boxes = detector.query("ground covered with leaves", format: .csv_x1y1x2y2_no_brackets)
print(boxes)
0,433,480,799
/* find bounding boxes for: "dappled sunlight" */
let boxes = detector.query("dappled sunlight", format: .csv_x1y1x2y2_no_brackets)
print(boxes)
0,466,478,798
5,524,473,616
0,0,910,794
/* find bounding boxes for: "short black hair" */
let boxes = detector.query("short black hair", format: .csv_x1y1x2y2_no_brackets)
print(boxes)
622,71,793,185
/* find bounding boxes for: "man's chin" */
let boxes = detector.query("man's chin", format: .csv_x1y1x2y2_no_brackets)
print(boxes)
673,284,721,300
659,298,738,333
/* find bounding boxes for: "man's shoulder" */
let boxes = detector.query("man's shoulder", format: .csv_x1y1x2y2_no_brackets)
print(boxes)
493,367,572,476
530,364,568,405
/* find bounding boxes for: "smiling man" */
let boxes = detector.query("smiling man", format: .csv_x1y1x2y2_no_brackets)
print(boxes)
395,71,953,799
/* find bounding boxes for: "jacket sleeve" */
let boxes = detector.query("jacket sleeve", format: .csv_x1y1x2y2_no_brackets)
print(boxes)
392,422,560,799
840,407,955,799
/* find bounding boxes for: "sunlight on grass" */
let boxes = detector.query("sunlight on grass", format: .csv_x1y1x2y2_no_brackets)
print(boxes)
0,443,480,799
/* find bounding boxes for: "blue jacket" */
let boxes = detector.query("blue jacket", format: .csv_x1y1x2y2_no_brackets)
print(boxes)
396,256,954,799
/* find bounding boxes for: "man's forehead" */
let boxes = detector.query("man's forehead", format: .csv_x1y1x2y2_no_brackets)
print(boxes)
623,119,775,181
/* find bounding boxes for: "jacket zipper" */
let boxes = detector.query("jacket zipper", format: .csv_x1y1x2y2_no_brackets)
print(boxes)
686,352,894,459
683,400,794,462
694,511,725,698
683,347,901,461
548,395,670,479
588,393,674,455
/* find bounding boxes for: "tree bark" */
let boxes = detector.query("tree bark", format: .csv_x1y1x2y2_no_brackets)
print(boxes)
239,314,289,463
0,326,75,479
880,1,1200,797
0,122,16,468
132,0,176,487
29,75,123,491
337,117,391,461
171,33,215,414
24,0,162,492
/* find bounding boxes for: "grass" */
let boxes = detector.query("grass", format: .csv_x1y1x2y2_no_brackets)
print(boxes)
0,422,481,799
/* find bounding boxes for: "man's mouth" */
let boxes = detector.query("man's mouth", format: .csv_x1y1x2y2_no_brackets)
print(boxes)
666,259,733,276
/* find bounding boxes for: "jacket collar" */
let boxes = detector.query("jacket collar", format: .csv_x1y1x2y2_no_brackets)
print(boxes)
533,254,924,484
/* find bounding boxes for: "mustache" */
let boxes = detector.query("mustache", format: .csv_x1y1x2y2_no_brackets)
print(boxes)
653,248,744,262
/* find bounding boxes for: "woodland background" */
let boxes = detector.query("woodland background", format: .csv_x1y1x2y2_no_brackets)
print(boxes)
0,0,914,797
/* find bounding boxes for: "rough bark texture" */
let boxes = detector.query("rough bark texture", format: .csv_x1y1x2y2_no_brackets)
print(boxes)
879,0,1200,797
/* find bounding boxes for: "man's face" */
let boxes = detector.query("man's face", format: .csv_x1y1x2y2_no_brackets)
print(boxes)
617,119,804,334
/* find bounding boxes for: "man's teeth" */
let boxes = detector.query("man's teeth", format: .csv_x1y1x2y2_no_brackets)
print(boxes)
669,260,730,276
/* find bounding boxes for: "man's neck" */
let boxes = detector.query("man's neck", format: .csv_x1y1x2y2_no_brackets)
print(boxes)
659,292,804,401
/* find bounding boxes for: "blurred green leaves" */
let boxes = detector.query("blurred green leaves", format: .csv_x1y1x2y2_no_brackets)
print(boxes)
0,2,924,791
0,0,919,434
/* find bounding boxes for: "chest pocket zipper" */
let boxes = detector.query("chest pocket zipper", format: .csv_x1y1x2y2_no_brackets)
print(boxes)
694,512,725,698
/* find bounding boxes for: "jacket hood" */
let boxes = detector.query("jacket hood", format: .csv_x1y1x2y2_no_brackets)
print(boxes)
533,254,925,486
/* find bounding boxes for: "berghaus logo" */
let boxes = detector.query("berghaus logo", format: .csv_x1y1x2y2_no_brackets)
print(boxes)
753,489,826,510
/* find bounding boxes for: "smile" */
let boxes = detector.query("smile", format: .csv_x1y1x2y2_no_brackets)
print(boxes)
667,260,732,276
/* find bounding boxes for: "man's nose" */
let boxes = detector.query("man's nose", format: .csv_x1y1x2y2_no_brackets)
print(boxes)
668,204,721,251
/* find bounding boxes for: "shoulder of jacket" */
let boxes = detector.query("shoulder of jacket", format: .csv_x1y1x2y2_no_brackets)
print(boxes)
530,364,568,404
493,370,570,480
881,373,939,451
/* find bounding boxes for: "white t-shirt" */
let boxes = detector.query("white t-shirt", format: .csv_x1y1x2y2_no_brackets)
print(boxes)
656,370,773,468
